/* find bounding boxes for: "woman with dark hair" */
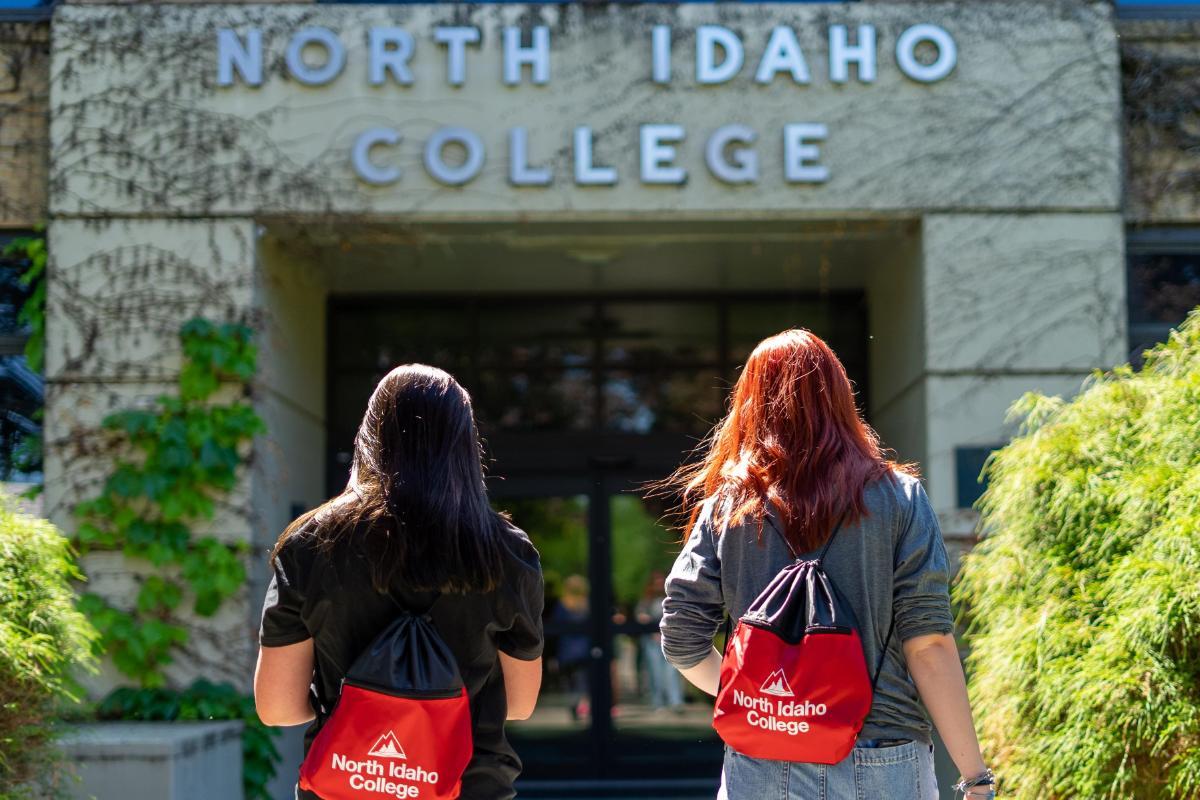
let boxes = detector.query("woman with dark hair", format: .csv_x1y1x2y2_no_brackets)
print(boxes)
658,330,994,800
254,364,545,800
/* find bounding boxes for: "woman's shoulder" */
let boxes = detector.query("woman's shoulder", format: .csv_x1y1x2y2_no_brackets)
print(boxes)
272,511,359,581
495,518,542,575
486,520,544,617
273,516,321,563
861,469,927,520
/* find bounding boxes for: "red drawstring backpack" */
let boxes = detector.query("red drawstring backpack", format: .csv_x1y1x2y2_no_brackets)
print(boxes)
713,517,895,764
299,600,473,800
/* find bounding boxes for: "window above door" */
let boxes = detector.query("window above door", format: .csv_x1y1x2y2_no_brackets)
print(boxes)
327,292,868,441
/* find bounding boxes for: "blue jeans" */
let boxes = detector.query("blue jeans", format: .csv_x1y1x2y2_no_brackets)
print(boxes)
717,740,939,800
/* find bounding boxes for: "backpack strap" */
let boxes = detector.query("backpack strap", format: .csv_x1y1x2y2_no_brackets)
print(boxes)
763,514,799,559
384,588,442,620
764,512,847,562
816,514,848,563
768,509,894,692
870,613,897,694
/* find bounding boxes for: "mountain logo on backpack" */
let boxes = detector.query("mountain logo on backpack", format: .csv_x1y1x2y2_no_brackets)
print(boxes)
367,731,406,759
759,668,795,698
298,612,473,799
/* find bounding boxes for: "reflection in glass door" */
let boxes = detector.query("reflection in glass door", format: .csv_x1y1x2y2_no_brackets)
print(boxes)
495,491,598,781
607,494,722,780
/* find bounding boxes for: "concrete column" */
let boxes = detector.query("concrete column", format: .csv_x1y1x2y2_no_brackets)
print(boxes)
0,22,49,228
919,213,1127,548
250,233,329,800
867,229,926,470
44,218,264,690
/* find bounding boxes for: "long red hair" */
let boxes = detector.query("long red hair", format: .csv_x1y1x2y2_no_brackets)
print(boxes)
664,328,915,553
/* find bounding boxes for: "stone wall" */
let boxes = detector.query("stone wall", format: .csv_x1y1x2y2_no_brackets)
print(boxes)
43,218,262,688
0,21,47,228
49,3,1121,217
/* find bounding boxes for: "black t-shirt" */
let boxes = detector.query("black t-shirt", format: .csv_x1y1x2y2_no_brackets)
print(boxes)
259,519,544,800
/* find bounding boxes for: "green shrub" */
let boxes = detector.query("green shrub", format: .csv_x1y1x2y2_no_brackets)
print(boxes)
955,309,1200,799
0,493,97,797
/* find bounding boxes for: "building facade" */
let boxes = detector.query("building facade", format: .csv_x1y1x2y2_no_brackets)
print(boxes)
1,0,1198,796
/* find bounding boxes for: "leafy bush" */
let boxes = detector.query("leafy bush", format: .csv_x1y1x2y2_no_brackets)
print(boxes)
955,309,1200,799
96,680,279,800
0,493,97,796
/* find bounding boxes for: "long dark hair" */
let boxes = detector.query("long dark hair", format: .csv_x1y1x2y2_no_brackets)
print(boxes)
658,329,915,553
271,364,506,593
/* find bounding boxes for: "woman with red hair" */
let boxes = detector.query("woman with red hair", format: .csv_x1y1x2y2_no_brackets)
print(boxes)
659,329,994,800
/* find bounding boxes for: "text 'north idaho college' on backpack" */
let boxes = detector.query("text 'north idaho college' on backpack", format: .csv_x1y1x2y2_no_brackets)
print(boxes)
299,596,473,800
713,515,896,764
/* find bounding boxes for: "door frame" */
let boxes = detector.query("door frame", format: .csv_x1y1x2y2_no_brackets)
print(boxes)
489,453,711,786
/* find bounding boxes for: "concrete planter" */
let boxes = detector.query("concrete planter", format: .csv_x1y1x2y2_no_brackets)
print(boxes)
59,721,244,800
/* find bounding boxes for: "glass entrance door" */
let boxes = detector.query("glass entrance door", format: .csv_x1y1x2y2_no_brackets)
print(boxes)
605,490,722,784
494,469,724,794
489,482,598,781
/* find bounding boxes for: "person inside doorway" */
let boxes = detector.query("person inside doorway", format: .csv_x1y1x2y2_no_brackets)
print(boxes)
253,364,546,800
635,569,684,713
657,330,995,800
552,573,591,721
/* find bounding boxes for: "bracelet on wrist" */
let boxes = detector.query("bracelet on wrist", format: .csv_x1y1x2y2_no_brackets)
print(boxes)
953,768,996,796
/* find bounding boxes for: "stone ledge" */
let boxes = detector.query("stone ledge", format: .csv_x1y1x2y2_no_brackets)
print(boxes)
59,721,244,800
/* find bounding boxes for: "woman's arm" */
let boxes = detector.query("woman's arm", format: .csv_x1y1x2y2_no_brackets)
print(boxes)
499,652,543,721
891,482,991,793
253,639,317,727
903,633,988,784
677,647,721,696
660,501,726,683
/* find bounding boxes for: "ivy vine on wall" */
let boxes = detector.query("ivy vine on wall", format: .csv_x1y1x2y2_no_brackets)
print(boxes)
68,316,280,798
72,317,263,686
5,232,45,373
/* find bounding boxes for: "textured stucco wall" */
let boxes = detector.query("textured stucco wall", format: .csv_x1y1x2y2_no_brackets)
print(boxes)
0,22,48,228
43,218,261,687
920,212,1127,528
50,2,1121,217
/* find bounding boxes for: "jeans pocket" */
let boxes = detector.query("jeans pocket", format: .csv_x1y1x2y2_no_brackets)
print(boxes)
720,746,788,800
852,740,920,800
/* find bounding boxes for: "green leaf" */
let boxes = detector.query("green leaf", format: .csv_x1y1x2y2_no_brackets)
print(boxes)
103,410,158,437
106,466,146,499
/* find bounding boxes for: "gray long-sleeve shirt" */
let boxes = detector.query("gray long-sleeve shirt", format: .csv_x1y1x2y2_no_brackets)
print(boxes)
660,471,954,744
